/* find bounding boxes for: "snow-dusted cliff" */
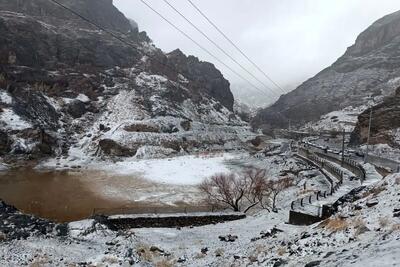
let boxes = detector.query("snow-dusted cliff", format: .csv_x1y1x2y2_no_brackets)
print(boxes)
0,0,255,167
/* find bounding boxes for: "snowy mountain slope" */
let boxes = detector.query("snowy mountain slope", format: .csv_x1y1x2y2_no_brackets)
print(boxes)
252,9,400,131
0,0,255,166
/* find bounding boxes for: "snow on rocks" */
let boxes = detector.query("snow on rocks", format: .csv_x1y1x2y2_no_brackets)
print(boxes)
0,90,12,105
303,105,369,132
1,160,400,266
0,108,32,130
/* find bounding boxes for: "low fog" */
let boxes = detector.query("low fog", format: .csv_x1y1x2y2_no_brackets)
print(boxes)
114,0,400,106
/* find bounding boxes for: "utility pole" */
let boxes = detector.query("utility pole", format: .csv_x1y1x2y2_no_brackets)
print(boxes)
364,109,373,164
288,119,291,132
341,128,345,167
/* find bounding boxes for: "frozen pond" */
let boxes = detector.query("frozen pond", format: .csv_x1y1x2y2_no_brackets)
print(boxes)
0,153,245,222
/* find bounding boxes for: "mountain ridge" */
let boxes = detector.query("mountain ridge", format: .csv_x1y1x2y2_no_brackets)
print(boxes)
252,9,400,132
0,0,253,166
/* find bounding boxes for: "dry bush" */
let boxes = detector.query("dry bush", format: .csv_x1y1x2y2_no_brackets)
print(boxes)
276,246,287,256
193,253,206,259
0,232,6,242
352,217,366,228
379,216,391,229
351,217,369,236
362,185,386,198
136,244,175,266
101,255,119,264
136,244,154,262
214,248,224,257
29,255,50,267
320,217,349,232
155,259,176,267
391,224,400,231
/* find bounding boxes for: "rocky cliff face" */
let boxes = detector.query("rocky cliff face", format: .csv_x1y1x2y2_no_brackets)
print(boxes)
0,0,252,166
252,10,400,132
350,87,400,147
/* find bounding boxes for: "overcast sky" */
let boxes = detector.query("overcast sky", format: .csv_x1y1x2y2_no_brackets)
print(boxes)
114,0,400,97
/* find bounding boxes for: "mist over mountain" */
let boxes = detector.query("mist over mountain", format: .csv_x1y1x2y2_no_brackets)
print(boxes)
252,9,400,132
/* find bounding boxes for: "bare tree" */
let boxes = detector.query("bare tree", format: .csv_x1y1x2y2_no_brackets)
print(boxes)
243,168,271,212
268,176,293,212
199,169,293,213
199,173,246,212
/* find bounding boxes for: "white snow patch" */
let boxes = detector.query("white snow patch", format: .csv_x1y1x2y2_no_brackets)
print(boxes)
0,90,12,104
76,94,90,103
97,153,237,185
0,108,31,130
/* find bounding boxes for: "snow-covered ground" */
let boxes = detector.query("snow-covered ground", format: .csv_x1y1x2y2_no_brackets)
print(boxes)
1,168,398,266
303,105,368,132
97,153,236,185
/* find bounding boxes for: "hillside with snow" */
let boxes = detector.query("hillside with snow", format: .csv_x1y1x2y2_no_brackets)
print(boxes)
0,0,256,169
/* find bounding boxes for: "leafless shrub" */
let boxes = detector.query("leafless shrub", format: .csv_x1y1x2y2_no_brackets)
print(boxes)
320,217,349,232
391,224,400,231
214,248,224,257
362,185,386,198
379,216,391,229
269,176,293,211
276,246,287,256
199,169,293,213
155,259,176,267
0,232,6,242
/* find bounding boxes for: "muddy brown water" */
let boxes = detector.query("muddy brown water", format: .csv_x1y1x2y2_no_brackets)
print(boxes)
0,169,208,223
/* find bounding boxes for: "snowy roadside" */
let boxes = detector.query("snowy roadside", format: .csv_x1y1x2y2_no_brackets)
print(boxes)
1,172,399,266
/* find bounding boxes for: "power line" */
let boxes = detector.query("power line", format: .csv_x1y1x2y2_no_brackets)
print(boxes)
186,0,287,94
46,0,256,101
162,0,279,97
139,0,271,97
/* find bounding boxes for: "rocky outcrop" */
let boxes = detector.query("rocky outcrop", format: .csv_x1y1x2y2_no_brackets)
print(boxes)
350,87,400,146
0,0,252,164
98,139,137,157
0,199,67,240
252,10,400,131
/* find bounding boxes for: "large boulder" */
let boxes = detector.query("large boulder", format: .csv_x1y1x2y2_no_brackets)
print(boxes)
99,139,137,157
66,100,86,119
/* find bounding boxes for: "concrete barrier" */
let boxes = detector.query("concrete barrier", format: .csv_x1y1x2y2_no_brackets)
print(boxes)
98,213,246,229
288,210,322,225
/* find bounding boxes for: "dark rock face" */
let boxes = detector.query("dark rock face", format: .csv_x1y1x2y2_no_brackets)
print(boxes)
66,100,86,118
252,10,400,130
0,200,61,240
0,130,10,155
0,0,241,162
0,3,141,68
350,88,400,146
148,49,234,111
123,123,160,133
167,49,234,111
10,87,60,129
99,139,137,157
